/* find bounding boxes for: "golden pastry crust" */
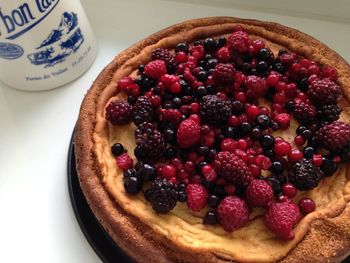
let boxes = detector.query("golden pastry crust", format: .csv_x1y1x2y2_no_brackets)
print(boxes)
74,17,350,262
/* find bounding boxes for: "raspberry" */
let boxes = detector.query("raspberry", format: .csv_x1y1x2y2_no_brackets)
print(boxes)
245,75,268,97
227,30,250,53
212,63,235,85
186,184,208,212
245,179,274,207
320,66,338,81
200,95,232,126
135,122,166,159
288,158,322,191
144,59,167,79
132,96,155,125
274,113,291,130
293,98,316,123
116,153,134,171
316,121,350,153
145,178,177,214
151,48,176,72
212,151,253,186
316,104,341,124
105,100,133,125
264,201,301,240
307,78,342,106
217,196,249,232
177,118,201,149
215,46,231,63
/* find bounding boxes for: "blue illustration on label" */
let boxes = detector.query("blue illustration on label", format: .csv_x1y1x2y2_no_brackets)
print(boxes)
27,12,84,68
0,42,24,59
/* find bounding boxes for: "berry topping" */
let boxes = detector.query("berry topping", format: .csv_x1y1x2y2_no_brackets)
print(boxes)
132,96,155,125
227,30,250,53
200,95,232,125
116,153,134,171
111,143,125,156
316,104,341,124
203,211,218,225
288,158,322,191
264,201,301,240
316,121,350,153
298,197,316,214
135,122,166,159
177,117,201,148
151,48,176,72
105,100,133,125
292,98,316,123
124,176,143,195
245,75,268,97
212,151,253,186
245,179,274,207
186,184,208,212
144,59,167,79
145,178,178,214
212,63,235,85
307,78,342,106
217,196,249,232
282,183,297,198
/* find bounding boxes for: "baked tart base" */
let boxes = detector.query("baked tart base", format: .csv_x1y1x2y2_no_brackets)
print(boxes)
75,17,350,262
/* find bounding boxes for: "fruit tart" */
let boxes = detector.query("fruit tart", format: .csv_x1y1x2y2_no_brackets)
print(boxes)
74,17,350,262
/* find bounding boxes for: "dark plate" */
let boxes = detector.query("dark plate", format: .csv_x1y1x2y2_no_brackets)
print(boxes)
68,132,350,263
67,133,133,263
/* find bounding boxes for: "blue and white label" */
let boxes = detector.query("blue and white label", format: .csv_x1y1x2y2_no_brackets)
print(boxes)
0,0,61,40
27,11,84,67
0,42,23,59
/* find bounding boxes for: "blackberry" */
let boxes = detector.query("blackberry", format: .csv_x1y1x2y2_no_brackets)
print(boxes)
132,96,155,125
135,122,166,159
200,95,232,125
307,78,342,106
316,121,350,153
288,159,323,191
316,104,341,123
293,98,316,123
145,178,178,214
105,100,133,125
151,48,176,72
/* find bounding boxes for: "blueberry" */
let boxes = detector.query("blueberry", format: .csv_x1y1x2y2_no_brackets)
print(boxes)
177,191,187,202
127,95,137,105
164,128,177,143
256,114,270,129
297,77,309,92
222,126,236,138
134,145,146,160
195,86,207,98
260,135,275,149
240,122,252,134
111,143,125,156
123,168,136,178
216,37,227,48
207,58,218,69
138,64,145,73
137,163,156,181
270,161,284,174
256,61,269,73
197,71,208,82
232,100,243,114
257,48,271,61
175,42,188,53
301,129,312,140
164,147,177,160
207,194,220,208
203,211,217,225
285,101,295,112
321,158,338,177
198,146,209,156
272,173,287,185
251,127,262,140
296,125,307,135
203,38,216,52
124,176,143,195
206,148,217,161
266,177,281,195
304,147,315,159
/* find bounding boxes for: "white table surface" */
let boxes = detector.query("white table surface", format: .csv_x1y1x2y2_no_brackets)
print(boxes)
0,0,349,262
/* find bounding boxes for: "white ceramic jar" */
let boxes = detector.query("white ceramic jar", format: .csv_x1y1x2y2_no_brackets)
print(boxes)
0,0,97,91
